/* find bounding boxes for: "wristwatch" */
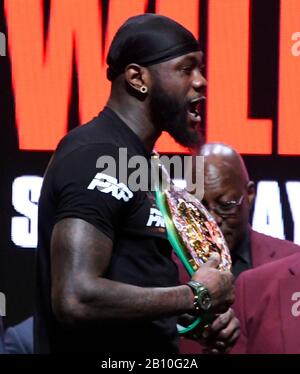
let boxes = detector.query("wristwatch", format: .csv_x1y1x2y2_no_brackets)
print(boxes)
186,280,212,312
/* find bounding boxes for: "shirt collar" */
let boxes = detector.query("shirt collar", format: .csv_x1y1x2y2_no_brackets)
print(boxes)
232,229,251,266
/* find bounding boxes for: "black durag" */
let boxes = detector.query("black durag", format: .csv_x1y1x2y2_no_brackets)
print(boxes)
106,13,201,81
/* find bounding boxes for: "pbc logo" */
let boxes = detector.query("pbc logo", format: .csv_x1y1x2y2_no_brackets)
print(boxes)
146,208,165,228
87,173,133,202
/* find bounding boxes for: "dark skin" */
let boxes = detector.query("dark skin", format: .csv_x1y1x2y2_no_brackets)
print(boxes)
108,52,206,151
52,218,233,323
199,143,255,253
201,308,241,354
51,52,237,352
179,306,240,353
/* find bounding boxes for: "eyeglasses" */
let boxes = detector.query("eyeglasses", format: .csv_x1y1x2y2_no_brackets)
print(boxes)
203,194,245,218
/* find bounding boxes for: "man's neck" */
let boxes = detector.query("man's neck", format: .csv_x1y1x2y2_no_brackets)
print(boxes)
107,98,161,153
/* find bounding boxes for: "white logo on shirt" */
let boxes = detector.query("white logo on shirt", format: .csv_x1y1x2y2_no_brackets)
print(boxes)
87,173,133,202
291,292,300,317
146,208,165,228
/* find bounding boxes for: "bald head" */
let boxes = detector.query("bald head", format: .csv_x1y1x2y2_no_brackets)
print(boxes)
198,143,255,254
199,143,249,188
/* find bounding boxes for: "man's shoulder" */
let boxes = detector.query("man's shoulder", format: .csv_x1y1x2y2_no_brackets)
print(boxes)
47,115,131,174
251,229,300,253
240,251,300,284
56,113,117,156
251,229,299,247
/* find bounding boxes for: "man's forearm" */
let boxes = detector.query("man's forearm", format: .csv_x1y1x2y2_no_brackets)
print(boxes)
52,277,194,325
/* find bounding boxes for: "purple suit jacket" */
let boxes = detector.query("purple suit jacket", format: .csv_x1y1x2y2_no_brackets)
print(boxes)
232,252,300,353
250,229,299,267
179,230,299,354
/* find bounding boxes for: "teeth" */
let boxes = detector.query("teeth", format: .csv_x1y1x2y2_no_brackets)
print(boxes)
190,97,204,115
191,104,200,115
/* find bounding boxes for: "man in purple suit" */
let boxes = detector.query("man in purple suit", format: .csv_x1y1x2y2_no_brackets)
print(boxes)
179,142,299,353
198,142,299,278
232,252,300,353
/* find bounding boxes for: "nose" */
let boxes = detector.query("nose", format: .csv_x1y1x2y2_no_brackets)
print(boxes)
192,70,207,91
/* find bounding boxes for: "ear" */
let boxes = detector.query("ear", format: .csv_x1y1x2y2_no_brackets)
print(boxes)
246,181,256,208
124,63,151,94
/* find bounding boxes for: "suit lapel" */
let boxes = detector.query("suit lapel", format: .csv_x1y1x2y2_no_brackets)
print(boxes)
250,229,275,267
279,260,300,353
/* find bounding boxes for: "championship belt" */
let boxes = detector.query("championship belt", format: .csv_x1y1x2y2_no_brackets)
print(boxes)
153,154,231,334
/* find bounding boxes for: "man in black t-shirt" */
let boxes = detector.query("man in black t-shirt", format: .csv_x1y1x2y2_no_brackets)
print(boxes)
35,14,238,353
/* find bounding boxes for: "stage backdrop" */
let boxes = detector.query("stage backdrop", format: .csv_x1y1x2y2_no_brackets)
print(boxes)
1,0,300,326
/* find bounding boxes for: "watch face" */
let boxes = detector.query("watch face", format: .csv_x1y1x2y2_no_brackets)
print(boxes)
199,289,212,310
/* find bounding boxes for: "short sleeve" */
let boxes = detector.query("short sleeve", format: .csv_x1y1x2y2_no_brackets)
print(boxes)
52,143,135,241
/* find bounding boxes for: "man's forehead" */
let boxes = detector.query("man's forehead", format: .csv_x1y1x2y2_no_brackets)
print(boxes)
205,162,240,189
204,175,239,201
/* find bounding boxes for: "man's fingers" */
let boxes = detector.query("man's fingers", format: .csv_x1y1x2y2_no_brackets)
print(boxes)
202,347,221,355
202,325,241,354
223,329,241,354
200,309,234,340
210,308,234,333
202,253,220,268
200,310,240,352
216,316,240,341
226,326,241,346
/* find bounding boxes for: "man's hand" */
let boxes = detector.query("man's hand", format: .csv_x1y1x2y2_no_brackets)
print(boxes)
192,253,235,315
178,308,240,354
201,308,240,354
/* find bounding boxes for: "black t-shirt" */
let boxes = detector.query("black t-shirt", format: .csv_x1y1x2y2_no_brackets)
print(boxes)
34,107,179,353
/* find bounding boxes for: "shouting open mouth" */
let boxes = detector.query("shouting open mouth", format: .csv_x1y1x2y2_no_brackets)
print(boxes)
187,96,206,124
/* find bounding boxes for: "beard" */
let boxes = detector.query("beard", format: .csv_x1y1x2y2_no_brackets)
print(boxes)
149,77,203,149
